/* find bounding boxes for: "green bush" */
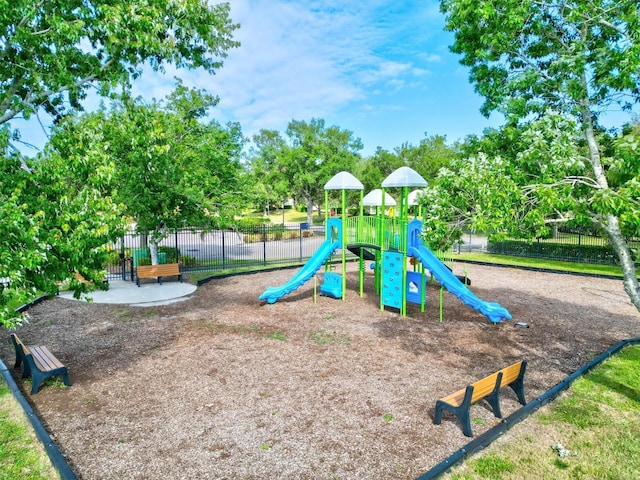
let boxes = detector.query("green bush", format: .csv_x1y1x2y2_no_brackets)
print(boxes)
235,217,269,232
487,239,620,265
105,249,122,267
179,255,197,266
136,257,152,266
158,246,179,263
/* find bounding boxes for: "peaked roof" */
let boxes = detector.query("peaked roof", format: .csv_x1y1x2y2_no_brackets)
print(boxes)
324,171,364,190
381,166,427,188
362,189,396,207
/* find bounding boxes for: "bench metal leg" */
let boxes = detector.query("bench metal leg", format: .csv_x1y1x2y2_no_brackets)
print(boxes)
510,360,527,405
29,366,71,395
485,372,504,418
434,385,475,437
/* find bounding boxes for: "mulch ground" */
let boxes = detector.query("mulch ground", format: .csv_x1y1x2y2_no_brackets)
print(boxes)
1,262,638,479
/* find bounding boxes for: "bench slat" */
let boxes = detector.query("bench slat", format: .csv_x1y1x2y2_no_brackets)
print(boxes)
136,263,182,286
30,346,65,371
137,264,180,278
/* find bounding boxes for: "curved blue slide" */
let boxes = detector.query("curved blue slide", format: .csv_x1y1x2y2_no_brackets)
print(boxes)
259,240,341,304
408,245,512,323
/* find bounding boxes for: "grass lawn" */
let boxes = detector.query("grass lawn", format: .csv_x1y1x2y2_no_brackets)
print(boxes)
455,252,626,278
0,379,59,480
245,208,324,225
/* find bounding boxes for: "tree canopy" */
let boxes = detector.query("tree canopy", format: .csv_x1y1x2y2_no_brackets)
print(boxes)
436,0,640,311
0,1,239,326
45,87,246,263
247,118,363,225
0,0,238,132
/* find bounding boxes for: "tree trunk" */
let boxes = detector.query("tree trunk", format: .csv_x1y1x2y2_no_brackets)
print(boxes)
602,215,640,312
149,239,159,266
581,101,640,313
306,197,314,226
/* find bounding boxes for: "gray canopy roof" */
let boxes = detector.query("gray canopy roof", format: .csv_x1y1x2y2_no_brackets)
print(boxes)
381,166,427,188
324,171,364,190
362,189,396,207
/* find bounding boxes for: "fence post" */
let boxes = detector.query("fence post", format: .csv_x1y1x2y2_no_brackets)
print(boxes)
222,229,226,271
299,224,303,262
120,237,126,280
175,232,179,263
263,223,267,266
578,229,582,263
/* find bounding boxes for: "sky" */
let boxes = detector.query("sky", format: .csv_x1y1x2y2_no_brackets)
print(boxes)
17,0,504,157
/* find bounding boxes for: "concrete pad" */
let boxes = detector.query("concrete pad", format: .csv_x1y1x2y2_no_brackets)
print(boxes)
58,279,197,306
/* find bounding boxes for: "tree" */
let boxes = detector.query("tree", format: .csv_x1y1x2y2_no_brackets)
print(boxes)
356,135,457,194
356,147,403,194
46,88,245,264
252,119,363,225
1,130,126,325
437,0,640,312
0,0,238,132
247,130,292,218
0,1,239,326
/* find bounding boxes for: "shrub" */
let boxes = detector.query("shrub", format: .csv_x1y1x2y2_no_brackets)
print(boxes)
178,255,197,266
158,246,179,263
487,239,620,265
235,217,269,232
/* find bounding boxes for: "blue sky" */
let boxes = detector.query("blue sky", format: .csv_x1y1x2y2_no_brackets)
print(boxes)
190,0,503,156
16,0,506,157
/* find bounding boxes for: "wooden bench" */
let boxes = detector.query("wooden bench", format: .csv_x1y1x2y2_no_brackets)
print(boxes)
136,263,183,287
10,333,72,395
434,360,527,437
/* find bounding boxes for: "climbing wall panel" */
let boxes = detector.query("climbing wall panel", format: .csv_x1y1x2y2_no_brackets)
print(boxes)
382,251,403,309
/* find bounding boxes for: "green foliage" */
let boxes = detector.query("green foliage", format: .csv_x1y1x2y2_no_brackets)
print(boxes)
438,0,640,311
0,1,240,326
234,217,270,232
487,240,621,265
356,134,457,194
0,0,238,128
440,0,640,120
247,118,363,225
1,138,126,326
42,86,246,258
158,247,179,264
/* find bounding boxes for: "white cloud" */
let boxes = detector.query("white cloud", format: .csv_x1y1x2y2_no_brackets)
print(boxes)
172,0,442,138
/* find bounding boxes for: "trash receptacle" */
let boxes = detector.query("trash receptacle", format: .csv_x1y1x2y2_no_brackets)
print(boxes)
132,248,150,267
300,222,309,230
157,252,167,264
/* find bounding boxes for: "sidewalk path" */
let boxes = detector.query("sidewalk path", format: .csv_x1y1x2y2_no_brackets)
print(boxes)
58,279,196,306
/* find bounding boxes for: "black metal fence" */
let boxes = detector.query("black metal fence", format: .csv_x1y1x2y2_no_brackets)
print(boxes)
106,223,327,280
457,228,638,265
107,224,638,281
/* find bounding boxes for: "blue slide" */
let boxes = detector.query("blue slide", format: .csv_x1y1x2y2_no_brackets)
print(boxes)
408,245,512,323
259,240,341,304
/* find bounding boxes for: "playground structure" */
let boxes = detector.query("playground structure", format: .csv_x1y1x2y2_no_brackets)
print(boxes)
259,167,512,323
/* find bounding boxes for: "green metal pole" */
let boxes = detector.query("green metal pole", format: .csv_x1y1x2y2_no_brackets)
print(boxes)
359,190,364,297
380,188,386,311
400,186,408,316
341,188,346,301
